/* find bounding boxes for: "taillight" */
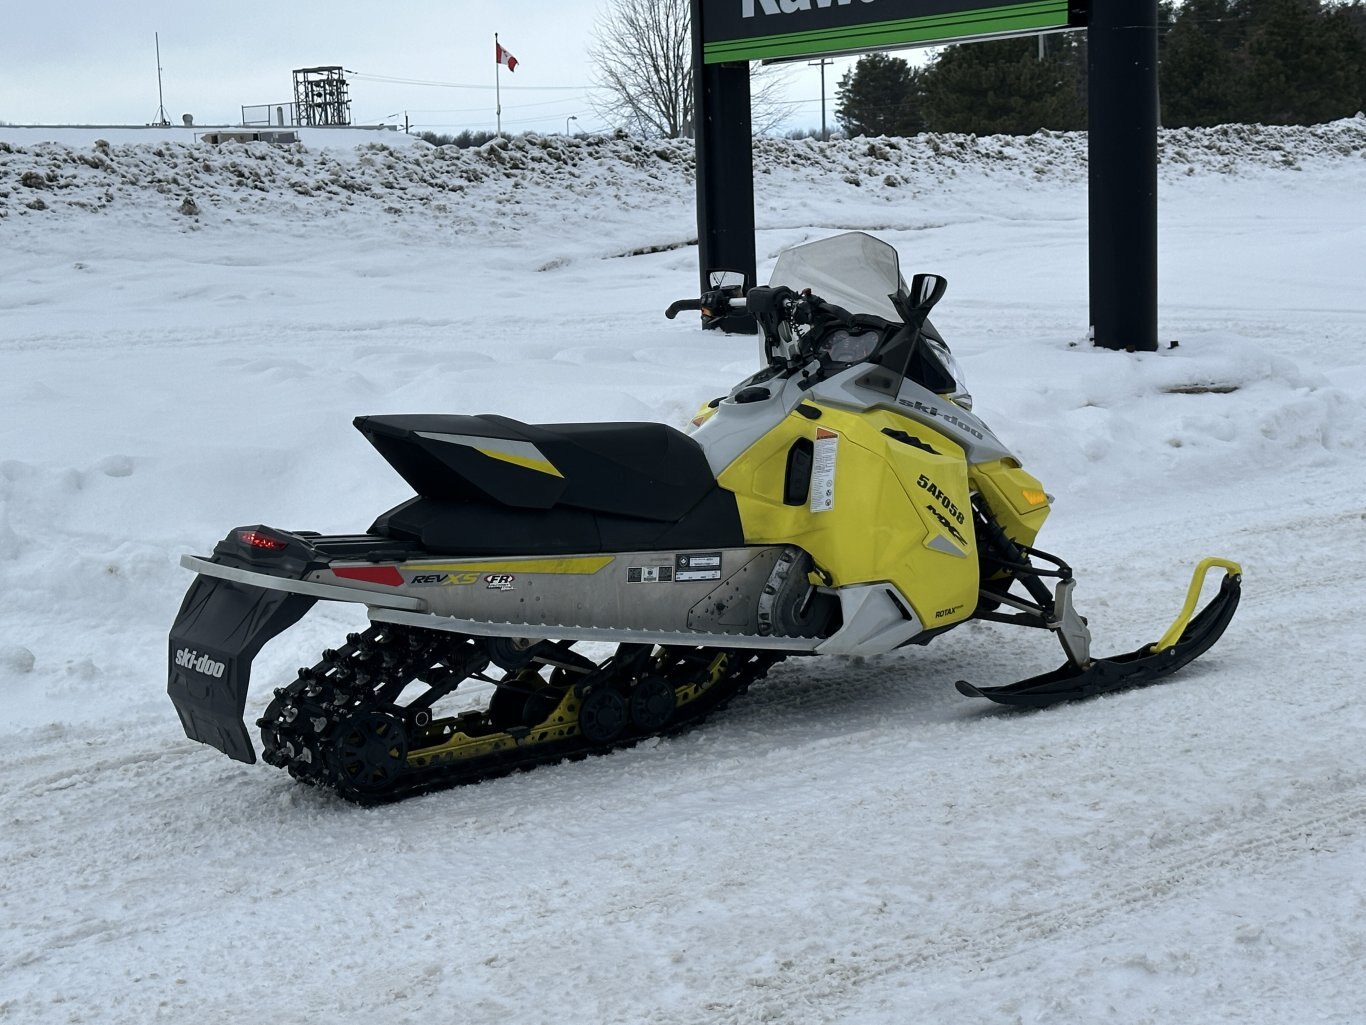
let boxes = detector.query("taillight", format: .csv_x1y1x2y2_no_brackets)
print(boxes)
237,529,288,552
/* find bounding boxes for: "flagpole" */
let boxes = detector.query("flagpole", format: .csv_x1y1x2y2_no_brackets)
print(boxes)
495,32,502,136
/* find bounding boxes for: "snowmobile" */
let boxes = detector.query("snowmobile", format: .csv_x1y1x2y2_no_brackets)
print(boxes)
168,232,1241,803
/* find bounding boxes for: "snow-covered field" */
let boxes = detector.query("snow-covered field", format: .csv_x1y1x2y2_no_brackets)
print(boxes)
2,119,1364,1024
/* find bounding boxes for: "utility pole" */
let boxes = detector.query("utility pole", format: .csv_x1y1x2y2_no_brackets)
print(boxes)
808,57,834,140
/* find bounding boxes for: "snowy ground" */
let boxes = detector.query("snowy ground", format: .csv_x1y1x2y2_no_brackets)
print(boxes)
1,120,1364,1024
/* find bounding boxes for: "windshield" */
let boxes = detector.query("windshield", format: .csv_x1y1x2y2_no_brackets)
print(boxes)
768,232,906,323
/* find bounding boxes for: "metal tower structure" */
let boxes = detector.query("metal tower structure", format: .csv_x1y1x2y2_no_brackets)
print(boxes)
151,33,171,127
292,67,351,127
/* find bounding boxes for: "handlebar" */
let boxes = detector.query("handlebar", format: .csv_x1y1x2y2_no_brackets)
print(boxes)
664,298,703,320
664,289,748,321
665,284,877,351
802,293,857,329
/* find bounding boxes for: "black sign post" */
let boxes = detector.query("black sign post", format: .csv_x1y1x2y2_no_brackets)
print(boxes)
1087,0,1159,351
692,7,758,300
691,0,1160,352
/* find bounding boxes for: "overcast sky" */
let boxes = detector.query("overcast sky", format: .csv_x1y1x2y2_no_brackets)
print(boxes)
1,1,871,135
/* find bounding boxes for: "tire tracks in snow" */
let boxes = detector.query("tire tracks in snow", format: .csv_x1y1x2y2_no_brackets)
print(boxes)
706,771,1366,1023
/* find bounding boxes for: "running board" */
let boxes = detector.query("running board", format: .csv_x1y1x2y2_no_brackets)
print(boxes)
370,607,824,653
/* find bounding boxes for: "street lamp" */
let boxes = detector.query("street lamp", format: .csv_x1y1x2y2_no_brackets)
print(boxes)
566,115,578,135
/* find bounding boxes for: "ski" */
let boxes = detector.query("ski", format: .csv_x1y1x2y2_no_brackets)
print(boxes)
957,561,1242,707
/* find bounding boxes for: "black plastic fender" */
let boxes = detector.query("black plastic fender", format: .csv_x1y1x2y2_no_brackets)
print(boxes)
168,575,317,763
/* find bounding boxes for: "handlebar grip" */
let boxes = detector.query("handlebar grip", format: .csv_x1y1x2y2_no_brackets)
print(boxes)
804,294,855,327
665,298,704,320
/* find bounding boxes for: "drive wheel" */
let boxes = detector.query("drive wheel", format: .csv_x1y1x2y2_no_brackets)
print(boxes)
578,687,628,745
770,551,839,638
332,711,408,797
629,676,676,732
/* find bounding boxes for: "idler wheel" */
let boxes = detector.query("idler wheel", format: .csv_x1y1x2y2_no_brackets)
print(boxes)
332,711,408,796
629,676,676,732
578,687,628,745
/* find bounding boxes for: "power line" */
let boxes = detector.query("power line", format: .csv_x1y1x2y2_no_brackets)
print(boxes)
357,96,588,127
347,69,589,92
410,110,598,130
398,98,584,114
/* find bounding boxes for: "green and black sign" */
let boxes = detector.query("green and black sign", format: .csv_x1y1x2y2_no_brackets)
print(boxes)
692,0,1158,351
701,0,1081,64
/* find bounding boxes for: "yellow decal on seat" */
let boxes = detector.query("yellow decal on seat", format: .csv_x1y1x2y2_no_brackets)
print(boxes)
475,447,564,477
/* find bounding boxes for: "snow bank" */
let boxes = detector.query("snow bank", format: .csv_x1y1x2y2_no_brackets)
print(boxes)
3,117,1363,229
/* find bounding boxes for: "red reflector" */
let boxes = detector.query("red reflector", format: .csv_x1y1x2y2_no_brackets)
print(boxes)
332,565,404,587
237,529,288,551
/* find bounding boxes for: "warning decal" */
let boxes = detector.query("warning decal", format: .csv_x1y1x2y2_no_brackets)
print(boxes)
628,566,674,583
675,552,723,582
810,428,838,512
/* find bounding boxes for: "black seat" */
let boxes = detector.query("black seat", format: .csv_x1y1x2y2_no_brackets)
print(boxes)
355,413,745,555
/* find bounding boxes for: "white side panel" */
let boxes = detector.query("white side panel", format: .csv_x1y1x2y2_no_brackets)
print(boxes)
815,585,925,656
691,376,808,476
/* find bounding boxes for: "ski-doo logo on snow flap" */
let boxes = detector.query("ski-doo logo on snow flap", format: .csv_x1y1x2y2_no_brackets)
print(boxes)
897,399,985,441
742,0,874,16
175,648,226,679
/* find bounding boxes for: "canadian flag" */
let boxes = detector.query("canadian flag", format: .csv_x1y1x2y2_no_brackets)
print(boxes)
496,42,518,73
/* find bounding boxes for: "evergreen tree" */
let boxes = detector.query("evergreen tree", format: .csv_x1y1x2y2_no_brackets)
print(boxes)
834,53,927,137
1159,0,1248,127
832,2,1362,139
921,35,1087,135
1240,0,1362,123
1347,2,1366,111
1160,0,1366,127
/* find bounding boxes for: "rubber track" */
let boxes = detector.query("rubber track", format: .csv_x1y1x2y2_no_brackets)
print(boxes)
259,624,786,805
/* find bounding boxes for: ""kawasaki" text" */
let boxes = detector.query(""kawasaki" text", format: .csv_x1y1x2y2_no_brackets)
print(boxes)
743,0,874,16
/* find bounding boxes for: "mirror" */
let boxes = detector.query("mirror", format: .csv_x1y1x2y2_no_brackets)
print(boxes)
708,269,746,298
909,273,948,311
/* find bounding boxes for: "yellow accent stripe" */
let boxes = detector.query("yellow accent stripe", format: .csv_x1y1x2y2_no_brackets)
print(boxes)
1150,557,1244,653
403,556,614,575
476,448,564,478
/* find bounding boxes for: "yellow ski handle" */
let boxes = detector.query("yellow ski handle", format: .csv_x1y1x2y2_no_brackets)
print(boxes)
1150,557,1244,654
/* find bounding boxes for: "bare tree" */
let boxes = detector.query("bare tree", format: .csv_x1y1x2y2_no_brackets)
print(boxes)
589,0,795,138
590,0,693,137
